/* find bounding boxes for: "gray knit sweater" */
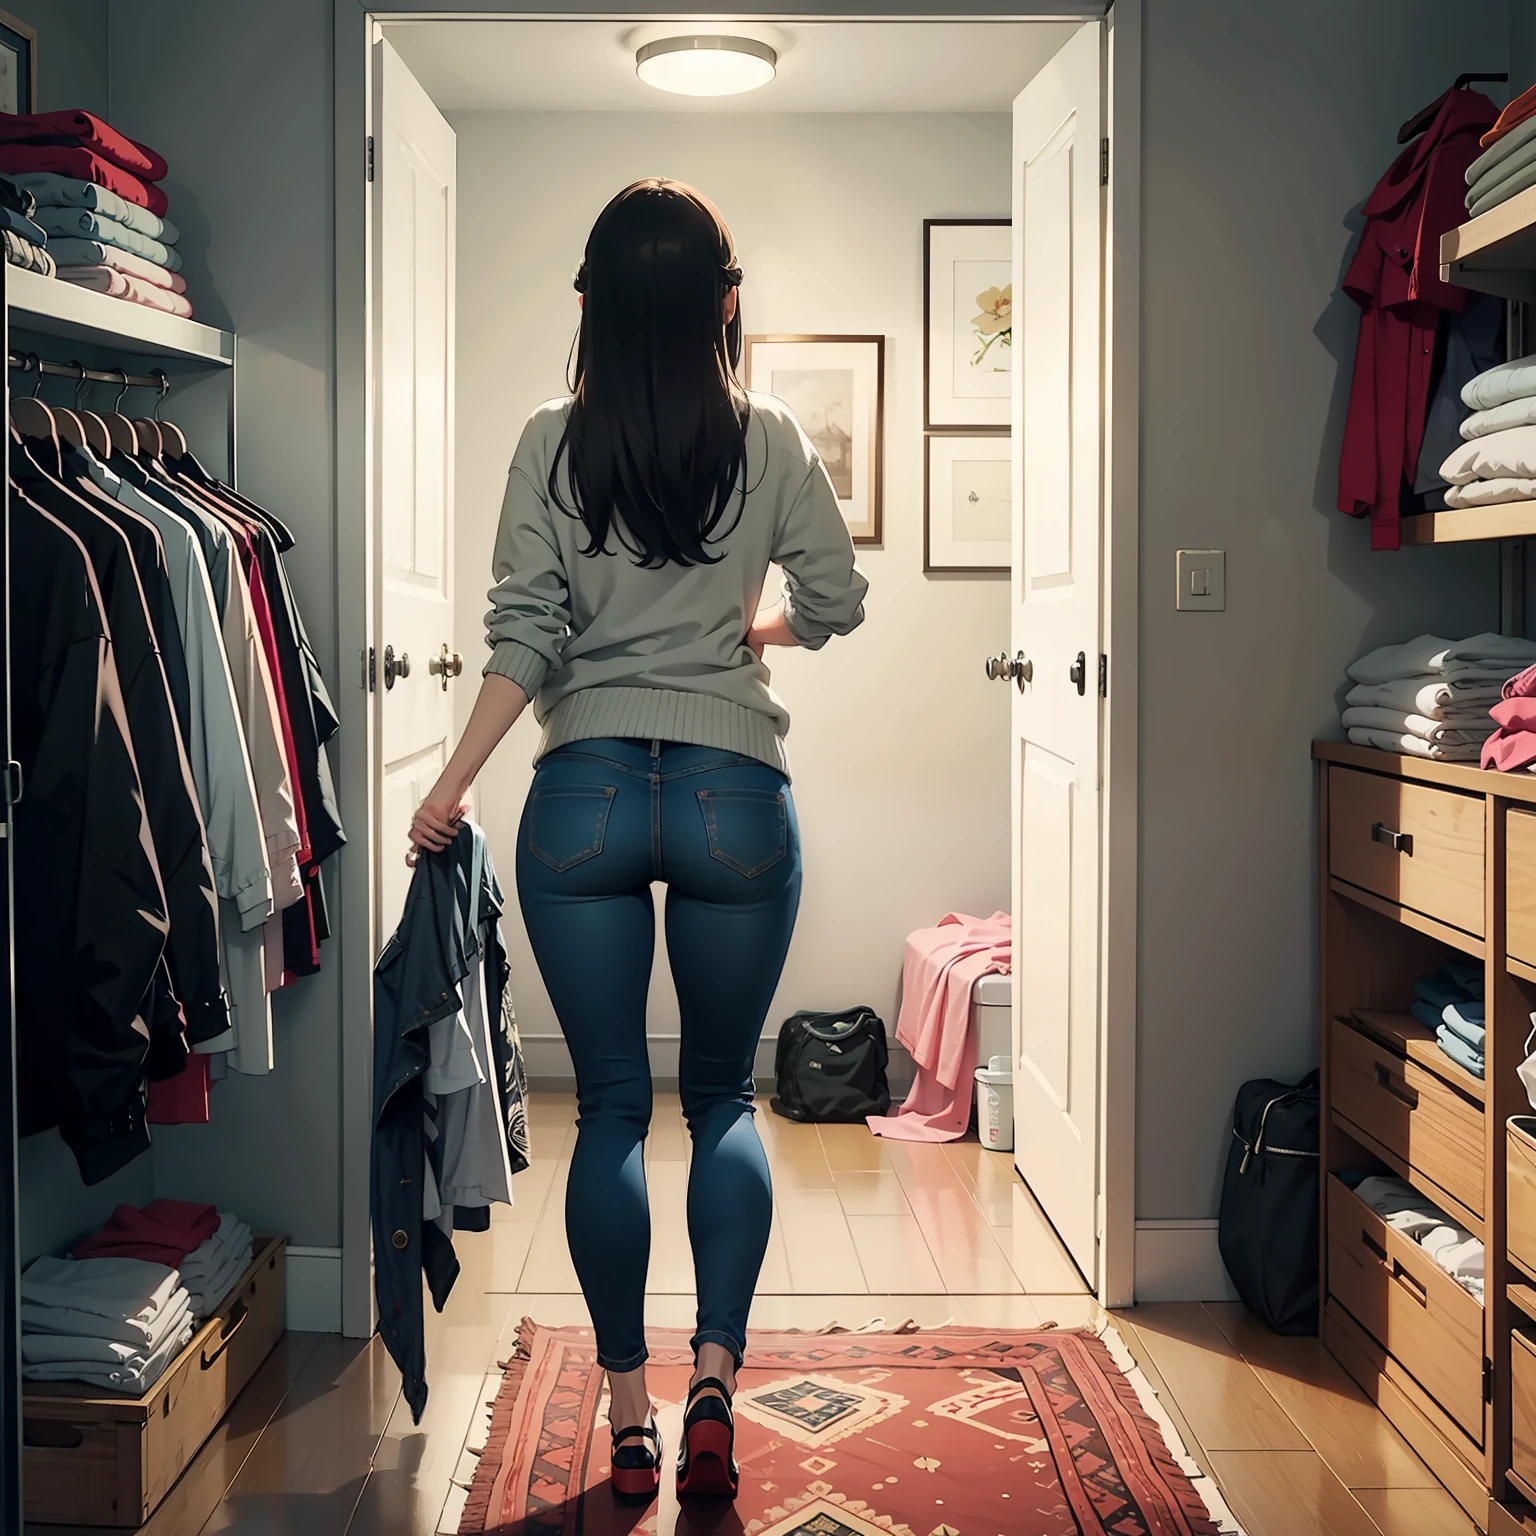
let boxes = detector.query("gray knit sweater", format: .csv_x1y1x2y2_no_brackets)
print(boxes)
484,392,868,773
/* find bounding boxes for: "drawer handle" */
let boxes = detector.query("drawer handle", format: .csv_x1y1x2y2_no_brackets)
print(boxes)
1370,821,1413,855
22,1419,85,1451
1391,1260,1428,1307
200,1301,248,1371
1361,1227,1388,1264
1373,1061,1419,1109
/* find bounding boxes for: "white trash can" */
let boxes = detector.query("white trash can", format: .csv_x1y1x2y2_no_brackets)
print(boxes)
974,1054,1014,1152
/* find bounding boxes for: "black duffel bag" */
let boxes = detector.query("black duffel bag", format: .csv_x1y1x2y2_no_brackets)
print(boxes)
770,1006,891,1123
1217,1069,1321,1334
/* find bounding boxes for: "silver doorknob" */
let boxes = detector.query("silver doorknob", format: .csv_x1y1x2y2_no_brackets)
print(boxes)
383,645,411,690
429,643,464,691
985,652,1011,681
1011,650,1033,691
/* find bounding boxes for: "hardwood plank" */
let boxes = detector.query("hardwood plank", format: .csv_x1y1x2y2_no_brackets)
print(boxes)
1205,1450,1385,1536
1204,1303,1442,1490
758,1114,837,1190
1122,1304,1311,1451
1352,1488,1481,1536
817,1122,891,1172
756,1202,794,1294
831,1168,913,1217
1110,1311,1222,1485
646,1104,687,1162
845,1215,946,1294
778,1189,868,1294
644,1158,695,1294
942,1137,1021,1225
986,1185,1087,1292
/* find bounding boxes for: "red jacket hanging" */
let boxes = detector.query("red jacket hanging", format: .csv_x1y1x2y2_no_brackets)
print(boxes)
1337,88,1496,550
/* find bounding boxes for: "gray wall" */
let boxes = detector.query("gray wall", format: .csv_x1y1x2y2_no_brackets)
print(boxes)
1135,0,1511,1221
1516,3,1536,102
2,0,106,114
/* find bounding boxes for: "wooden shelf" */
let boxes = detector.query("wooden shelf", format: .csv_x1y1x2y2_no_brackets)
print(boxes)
1401,501,1536,546
1441,181,1536,302
1510,1282,1536,1325
4,265,232,367
1352,1009,1487,1103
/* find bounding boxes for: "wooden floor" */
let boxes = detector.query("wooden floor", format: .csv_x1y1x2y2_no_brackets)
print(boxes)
37,1092,1480,1536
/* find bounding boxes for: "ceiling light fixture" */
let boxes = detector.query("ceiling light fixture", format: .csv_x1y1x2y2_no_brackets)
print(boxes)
635,35,777,97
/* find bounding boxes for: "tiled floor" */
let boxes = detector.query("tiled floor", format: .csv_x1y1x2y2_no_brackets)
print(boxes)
40,1092,1480,1535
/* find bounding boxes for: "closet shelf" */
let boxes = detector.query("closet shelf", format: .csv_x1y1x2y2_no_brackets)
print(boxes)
1400,501,1536,546
4,265,233,367
1441,181,1536,302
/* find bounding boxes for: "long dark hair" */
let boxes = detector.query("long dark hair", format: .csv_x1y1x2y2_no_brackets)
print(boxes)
549,178,752,568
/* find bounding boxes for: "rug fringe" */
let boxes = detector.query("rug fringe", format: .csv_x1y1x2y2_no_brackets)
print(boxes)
457,1320,539,1535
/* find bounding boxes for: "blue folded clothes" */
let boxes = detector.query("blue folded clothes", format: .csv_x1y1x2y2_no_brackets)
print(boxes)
1,204,46,246
1411,999,1444,1033
1,171,178,243
32,207,180,271
1414,961,1484,1009
1441,1001,1486,1052
1436,1025,1485,1079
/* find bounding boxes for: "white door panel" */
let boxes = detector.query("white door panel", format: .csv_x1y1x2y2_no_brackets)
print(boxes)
374,38,457,940
1010,22,1104,1279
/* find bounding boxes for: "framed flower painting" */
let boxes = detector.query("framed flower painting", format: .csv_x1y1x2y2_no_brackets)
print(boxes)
923,219,1011,430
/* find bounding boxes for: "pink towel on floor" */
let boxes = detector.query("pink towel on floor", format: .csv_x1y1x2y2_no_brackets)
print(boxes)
56,264,193,318
867,911,1011,1143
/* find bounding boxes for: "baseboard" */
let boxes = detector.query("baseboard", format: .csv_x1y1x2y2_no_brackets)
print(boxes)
285,1245,343,1332
1133,1219,1239,1303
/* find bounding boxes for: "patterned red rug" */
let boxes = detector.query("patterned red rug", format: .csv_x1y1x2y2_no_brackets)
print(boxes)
459,1322,1234,1536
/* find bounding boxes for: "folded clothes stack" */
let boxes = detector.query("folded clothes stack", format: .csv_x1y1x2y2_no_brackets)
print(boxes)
20,1254,193,1392
179,1214,254,1321
1479,661,1536,772
0,173,53,274
1342,632,1536,760
1464,81,1536,219
1440,352,1536,509
1350,1174,1484,1301
0,109,191,318
1410,961,1485,1078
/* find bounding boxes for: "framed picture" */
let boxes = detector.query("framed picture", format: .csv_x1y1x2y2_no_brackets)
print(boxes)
924,433,1011,574
924,219,1011,430
744,333,884,544
0,9,36,117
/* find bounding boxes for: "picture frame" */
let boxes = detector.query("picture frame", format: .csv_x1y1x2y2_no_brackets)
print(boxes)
744,333,885,545
0,9,36,117
924,432,1011,574
924,218,1011,430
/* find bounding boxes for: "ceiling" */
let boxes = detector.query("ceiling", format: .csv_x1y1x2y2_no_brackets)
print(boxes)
381,20,1080,114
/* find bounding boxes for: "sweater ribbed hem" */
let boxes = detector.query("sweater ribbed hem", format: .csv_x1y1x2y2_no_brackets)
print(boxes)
484,639,550,697
536,687,790,777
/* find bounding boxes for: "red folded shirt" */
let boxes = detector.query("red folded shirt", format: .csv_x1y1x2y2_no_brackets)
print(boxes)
1481,82,1536,150
0,145,167,216
0,109,167,180
73,1199,220,1266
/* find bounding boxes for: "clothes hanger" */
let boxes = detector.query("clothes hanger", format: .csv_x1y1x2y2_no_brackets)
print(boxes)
1397,72,1508,144
103,368,141,457
132,371,179,460
69,360,113,461
8,356,63,475
152,372,189,461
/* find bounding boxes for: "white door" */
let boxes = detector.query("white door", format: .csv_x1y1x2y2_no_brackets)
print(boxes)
1010,22,1105,1280
373,39,458,938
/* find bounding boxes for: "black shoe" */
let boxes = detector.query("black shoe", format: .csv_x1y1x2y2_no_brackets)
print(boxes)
610,1412,661,1501
676,1377,738,1499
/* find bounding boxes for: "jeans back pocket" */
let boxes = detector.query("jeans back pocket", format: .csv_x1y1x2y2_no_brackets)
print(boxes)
527,784,616,872
696,788,787,878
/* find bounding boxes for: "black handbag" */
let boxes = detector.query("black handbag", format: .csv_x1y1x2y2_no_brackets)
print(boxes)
1218,1070,1321,1334
769,1006,891,1123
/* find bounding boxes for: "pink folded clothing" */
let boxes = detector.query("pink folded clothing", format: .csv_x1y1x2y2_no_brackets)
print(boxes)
0,109,168,180
0,146,167,216
74,1200,220,1266
1505,662,1536,700
1482,728,1536,773
60,244,185,294
57,265,192,318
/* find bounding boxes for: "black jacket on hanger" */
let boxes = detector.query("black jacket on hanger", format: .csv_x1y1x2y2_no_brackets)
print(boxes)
9,488,168,1183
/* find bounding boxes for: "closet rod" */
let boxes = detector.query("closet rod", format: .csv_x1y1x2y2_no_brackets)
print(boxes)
6,353,168,392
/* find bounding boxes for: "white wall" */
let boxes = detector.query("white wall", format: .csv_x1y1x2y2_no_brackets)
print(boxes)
452,110,1013,1075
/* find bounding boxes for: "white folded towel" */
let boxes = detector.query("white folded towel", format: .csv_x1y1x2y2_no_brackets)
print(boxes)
22,1318,194,1393
21,1255,180,1325
1445,476,1536,508
1440,423,1536,484
1347,633,1536,687
1461,396,1536,441
21,1292,191,1366
179,1215,251,1284
1463,351,1536,411
1347,727,1483,761
1341,706,1491,745
1345,676,1504,716
188,1242,251,1321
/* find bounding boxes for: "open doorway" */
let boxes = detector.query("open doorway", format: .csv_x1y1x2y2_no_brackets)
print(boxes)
336,9,1139,1350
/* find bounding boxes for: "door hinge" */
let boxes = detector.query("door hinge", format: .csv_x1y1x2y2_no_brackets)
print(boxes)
1100,138,1109,186
1098,653,1108,697
366,135,375,183
1484,1357,1494,1403
364,646,376,692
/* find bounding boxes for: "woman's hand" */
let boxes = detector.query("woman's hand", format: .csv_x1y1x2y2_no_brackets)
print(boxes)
407,783,470,866
746,607,799,660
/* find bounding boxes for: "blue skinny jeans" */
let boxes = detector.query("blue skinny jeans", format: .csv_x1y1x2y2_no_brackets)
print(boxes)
515,737,801,1372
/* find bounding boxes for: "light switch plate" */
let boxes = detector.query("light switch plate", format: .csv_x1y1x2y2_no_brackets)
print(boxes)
1176,549,1225,611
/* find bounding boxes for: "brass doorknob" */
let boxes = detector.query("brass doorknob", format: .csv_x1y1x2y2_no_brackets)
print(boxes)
429,643,464,691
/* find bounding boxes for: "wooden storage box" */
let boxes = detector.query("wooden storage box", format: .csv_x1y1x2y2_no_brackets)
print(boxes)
1514,1326,1536,1496
1511,1119,1536,1280
21,1235,286,1527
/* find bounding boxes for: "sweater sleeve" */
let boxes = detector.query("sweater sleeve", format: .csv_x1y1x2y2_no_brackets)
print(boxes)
773,455,869,649
483,462,571,696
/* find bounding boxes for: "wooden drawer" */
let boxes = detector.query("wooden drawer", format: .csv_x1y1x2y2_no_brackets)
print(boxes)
23,1235,286,1526
1511,1119,1536,1280
1509,809,1536,969
1326,1176,1483,1440
1329,766,1484,937
1516,1328,1536,1495
1331,1017,1483,1219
